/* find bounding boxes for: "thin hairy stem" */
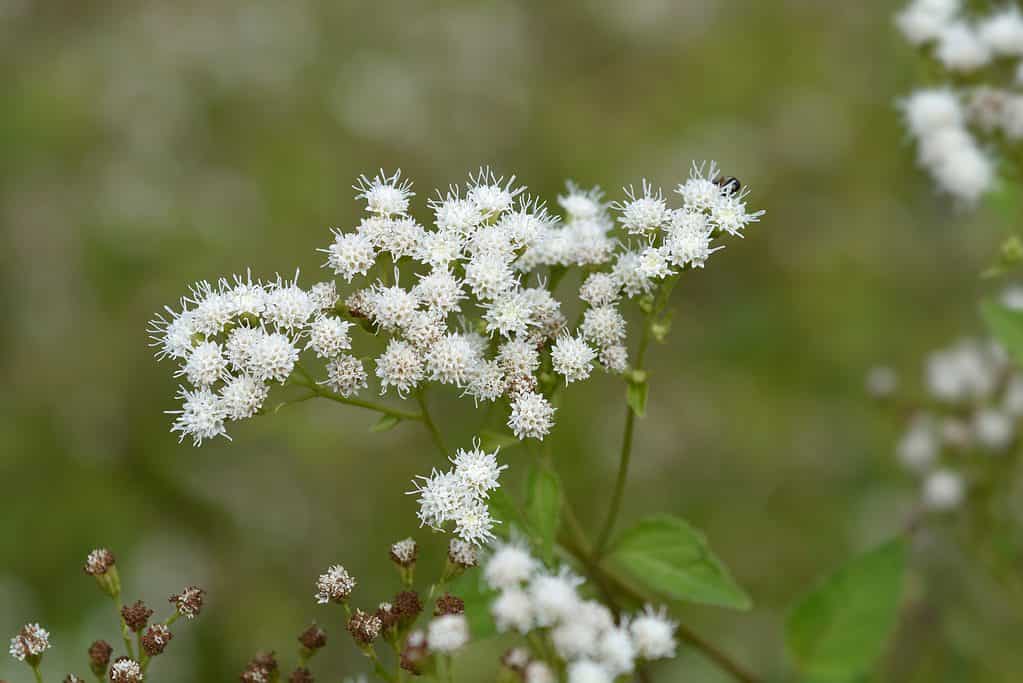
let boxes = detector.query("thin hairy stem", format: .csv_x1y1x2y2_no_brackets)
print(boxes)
416,390,448,455
113,596,135,660
594,315,653,557
291,365,423,421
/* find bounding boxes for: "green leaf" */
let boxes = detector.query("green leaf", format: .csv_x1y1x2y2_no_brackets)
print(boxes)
785,539,907,683
607,515,751,610
526,464,562,563
369,414,401,432
488,488,531,539
981,299,1023,365
626,380,648,418
478,429,522,452
447,570,497,640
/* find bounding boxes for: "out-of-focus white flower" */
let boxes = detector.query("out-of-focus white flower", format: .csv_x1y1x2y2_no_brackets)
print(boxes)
896,0,960,45
973,408,1014,451
598,625,637,676
528,569,583,627
936,21,992,72
567,659,613,683
923,468,966,510
629,605,677,660
978,7,1023,55
427,614,469,652
492,587,535,634
485,540,538,590
525,661,556,683
866,366,899,398
897,416,940,472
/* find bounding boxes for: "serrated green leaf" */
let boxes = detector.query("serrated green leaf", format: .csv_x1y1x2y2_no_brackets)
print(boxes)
478,429,522,452
526,464,562,563
626,380,648,418
607,514,751,610
369,414,401,432
785,539,907,683
981,299,1023,365
447,570,498,640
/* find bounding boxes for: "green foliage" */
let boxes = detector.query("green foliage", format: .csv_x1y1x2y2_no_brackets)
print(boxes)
525,463,562,564
785,539,907,683
370,414,402,432
478,430,522,452
448,571,498,640
981,299,1023,365
626,378,649,418
606,514,752,610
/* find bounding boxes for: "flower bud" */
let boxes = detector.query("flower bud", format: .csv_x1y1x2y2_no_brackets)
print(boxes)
389,538,418,586
297,624,326,660
88,640,113,678
434,593,464,616
83,549,120,598
121,601,153,633
141,625,173,657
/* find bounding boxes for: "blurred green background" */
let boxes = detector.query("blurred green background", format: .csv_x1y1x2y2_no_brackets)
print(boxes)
1,0,1019,681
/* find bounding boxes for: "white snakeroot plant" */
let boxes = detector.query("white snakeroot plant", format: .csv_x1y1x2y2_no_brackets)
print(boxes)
142,163,765,683
148,164,762,448
896,0,1023,201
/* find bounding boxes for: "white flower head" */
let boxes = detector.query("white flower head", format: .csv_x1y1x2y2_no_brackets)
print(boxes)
369,280,419,332
973,408,1014,451
409,469,464,530
528,568,583,627
109,658,143,683
323,354,368,397
177,341,227,387
168,386,228,446
579,272,621,307
676,161,722,211
467,167,525,217
978,7,1023,56
896,0,960,45
553,620,600,660
265,274,317,331
612,180,670,235
322,230,376,282
376,339,424,397
431,189,485,234
354,169,414,217
247,330,300,384
220,374,269,420
465,359,506,404
897,415,940,472
426,333,484,386
567,659,613,683
315,564,356,604
552,335,597,384
148,307,197,361
558,181,606,221
451,440,507,497
306,316,353,358
449,538,480,568
485,539,538,590
936,21,991,72
309,280,339,311
483,290,537,338
508,391,555,440
427,614,470,653
491,587,535,634
598,625,637,675
413,269,465,315
465,252,518,301
581,305,627,349
629,605,677,660
9,623,50,662
454,498,498,545
525,661,556,683
923,468,966,510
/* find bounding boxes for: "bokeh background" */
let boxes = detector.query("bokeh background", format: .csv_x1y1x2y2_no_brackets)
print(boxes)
1,0,1019,681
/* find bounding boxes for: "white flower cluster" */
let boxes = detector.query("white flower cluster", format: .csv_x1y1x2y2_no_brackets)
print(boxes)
881,304,1023,510
897,1,1023,201
484,541,677,681
148,271,347,445
409,439,506,545
150,165,762,446
8,623,51,662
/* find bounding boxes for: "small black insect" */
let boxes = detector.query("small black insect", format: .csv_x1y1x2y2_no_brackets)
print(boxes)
714,175,742,196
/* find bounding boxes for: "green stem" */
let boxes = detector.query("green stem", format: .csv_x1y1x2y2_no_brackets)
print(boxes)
31,664,43,683
114,595,135,660
292,366,423,421
593,315,652,557
417,390,448,455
